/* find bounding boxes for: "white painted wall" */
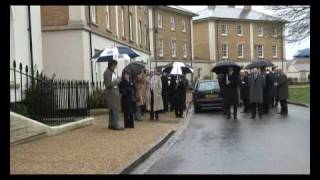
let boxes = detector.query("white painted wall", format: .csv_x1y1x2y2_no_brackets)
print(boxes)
10,6,43,103
42,30,85,80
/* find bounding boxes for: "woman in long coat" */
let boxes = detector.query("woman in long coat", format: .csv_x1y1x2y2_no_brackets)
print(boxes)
171,75,186,118
223,68,241,120
248,68,265,119
146,71,164,120
134,72,145,121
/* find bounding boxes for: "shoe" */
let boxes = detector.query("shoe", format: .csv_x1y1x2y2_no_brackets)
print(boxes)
113,127,124,130
250,116,255,119
227,115,231,119
234,117,238,120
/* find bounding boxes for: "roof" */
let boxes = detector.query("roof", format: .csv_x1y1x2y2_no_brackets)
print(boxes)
293,48,310,58
159,6,198,16
193,6,288,23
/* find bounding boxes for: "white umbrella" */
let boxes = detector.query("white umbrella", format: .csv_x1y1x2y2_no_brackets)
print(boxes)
163,62,194,75
92,46,139,62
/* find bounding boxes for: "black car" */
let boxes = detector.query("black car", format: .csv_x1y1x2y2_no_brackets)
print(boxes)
192,80,224,113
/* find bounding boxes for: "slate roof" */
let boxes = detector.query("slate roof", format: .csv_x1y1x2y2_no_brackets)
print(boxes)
193,6,288,23
293,48,310,58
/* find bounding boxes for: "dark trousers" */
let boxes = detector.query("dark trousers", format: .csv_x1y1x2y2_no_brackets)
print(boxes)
263,101,269,114
150,90,159,120
275,96,279,107
175,109,183,117
242,98,250,112
251,103,263,118
226,105,237,118
270,96,275,107
280,99,288,114
162,93,169,112
124,111,134,128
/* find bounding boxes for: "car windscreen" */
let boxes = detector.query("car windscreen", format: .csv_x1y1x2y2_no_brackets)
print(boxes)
197,81,220,91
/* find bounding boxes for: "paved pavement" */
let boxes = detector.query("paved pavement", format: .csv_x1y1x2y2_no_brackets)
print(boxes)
144,104,310,174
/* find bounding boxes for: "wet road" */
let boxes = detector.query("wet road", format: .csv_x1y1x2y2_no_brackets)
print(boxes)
145,104,310,174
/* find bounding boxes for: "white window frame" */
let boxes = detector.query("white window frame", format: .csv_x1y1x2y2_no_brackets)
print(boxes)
221,24,228,36
182,19,186,32
129,13,133,41
257,26,264,37
272,27,277,37
237,24,243,36
237,43,244,58
257,44,264,58
171,40,176,58
91,6,97,24
138,20,142,44
158,13,163,29
272,44,278,58
105,6,110,30
159,39,164,57
170,16,175,31
121,7,125,37
222,44,228,59
183,42,187,58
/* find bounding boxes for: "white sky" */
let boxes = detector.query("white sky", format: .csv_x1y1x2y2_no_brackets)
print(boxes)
180,5,310,60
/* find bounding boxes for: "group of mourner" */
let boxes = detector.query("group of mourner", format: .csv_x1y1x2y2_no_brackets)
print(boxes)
103,60,189,130
217,64,289,121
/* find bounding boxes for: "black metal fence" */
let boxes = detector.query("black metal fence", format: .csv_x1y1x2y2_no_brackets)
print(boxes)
10,60,90,126
88,81,106,109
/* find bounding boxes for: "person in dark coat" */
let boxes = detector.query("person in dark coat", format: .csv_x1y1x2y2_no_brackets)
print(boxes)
275,68,289,115
262,67,272,114
182,75,188,110
161,72,169,112
269,67,277,107
240,71,250,113
217,73,227,116
274,68,280,107
168,76,175,112
172,75,186,118
119,71,137,128
248,68,265,119
223,67,240,120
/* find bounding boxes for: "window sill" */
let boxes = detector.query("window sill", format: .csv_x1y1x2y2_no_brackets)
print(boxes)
171,29,176,32
106,28,112,33
272,56,278,58
122,36,126,40
257,35,264,37
221,34,228,36
91,22,99,27
237,34,243,37
222,57,228,59
238,56,244,59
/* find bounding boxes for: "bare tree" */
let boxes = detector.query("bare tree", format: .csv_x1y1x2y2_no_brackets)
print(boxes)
265,6,310,43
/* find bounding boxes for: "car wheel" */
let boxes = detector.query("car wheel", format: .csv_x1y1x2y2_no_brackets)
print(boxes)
194,105,200,113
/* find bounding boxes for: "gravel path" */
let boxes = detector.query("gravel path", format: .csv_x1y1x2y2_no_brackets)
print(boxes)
10,111,182,174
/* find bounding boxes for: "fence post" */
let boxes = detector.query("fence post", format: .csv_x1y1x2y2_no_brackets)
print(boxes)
13,61,17,109
26,65,29,93
75,81,79,111
19,63,23,101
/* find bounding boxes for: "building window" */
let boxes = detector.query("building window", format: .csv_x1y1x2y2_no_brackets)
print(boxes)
182,19,186,32
257,26,264,37
129,13,133,41
170,17,175,31
159,39,164,57
272,45,278,58
272,27,277,37
171,40,176,57
138,20,142,45
105,6,110,30
257,44,264,58
222,44,228,59
237,24,243,36
158,13,163,28
221,24,228,36
91,6,97,24
237,43,244,58
121,7,125,37
183,42,187,58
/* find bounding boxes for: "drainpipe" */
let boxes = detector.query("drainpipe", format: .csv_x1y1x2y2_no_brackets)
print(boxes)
153,8,157,68
88,6,94,85
27,6,34,76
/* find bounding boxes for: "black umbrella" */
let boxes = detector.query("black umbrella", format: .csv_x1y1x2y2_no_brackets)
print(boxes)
211,60,241,74
245,60,274,69
124,62,145,76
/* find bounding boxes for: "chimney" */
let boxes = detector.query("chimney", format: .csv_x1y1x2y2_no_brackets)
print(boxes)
208,6,215,10
243,5,251,11
228,5,235,8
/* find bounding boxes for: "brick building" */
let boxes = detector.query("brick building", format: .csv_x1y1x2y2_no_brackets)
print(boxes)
192,6,288,80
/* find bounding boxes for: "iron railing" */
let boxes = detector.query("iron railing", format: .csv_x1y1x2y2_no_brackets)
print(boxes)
10,60,90,126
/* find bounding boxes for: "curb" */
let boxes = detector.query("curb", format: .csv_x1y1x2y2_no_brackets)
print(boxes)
287,101,309,108
116,130,175,174
116,100,193,174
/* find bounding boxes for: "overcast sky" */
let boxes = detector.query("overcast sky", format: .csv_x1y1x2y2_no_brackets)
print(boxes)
179,6,310,60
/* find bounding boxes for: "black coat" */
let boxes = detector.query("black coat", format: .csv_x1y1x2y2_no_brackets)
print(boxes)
263,73,273,103
161,75,169,96
223,72,240,106
276,73,289,100
171,76,186,110
240,75,249,100
119,80,137,114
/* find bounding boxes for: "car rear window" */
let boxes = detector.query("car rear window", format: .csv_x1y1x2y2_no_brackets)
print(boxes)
198,81,219,91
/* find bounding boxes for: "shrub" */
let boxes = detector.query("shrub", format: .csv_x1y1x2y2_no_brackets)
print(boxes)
88,89,106,109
